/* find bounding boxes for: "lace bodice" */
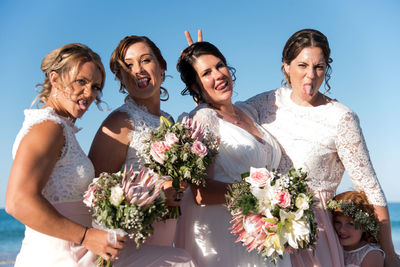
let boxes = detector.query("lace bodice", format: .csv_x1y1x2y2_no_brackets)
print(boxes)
183,103,282,183
243,87,386,206
115,97,172,170
343,244,384,267
12,107,94,203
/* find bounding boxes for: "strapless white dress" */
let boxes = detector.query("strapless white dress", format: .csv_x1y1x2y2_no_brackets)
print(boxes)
175,104,292,267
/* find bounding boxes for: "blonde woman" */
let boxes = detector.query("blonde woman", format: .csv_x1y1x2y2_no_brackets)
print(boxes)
6,43,126,266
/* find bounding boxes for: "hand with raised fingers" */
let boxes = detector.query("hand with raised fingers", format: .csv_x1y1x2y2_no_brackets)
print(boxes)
185,29,203,46
82,227,127,262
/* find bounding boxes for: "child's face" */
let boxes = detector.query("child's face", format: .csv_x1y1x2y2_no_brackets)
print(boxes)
333,215,364,250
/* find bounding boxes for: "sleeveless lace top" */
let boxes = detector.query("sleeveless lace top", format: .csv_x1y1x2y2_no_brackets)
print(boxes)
114,97,172,170
12,107,94,203
243,87,386,206
181,103,282,182
343,243,384,267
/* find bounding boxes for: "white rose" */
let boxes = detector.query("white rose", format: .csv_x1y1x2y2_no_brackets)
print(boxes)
110,185,125,206
295,193,309,210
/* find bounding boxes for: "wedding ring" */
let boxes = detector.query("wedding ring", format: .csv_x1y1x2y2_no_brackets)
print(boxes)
107,231,117,247
174,192,184,201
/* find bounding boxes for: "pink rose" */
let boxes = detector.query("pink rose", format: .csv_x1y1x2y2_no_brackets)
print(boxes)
276,191,291,208
165,132,179,148
83,184,99,208
191,140,208,157
246,167,272,187
150,141,169,164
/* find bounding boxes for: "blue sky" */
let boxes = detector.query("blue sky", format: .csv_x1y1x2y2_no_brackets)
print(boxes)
1,0,399,207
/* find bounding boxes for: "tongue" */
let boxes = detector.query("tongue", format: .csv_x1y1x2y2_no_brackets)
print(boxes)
138,80,149,89
304,85,313,96
78,101,88,111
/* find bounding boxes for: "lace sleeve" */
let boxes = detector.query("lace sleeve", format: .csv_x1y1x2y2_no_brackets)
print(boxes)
336,111,387,206
180,104,220,138
243,90,276,123
235,101,259,123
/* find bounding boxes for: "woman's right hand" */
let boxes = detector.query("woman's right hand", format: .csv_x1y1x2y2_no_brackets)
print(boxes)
82,228,127,262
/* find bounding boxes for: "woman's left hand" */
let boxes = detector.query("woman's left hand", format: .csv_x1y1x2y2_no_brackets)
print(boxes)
185,29,203,46
161,180,187,207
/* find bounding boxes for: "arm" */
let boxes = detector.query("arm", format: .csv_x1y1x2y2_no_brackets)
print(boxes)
361,249,385,267
336,111,399,266
89,111,132,176
88,111,183,207
191,162,230,205
6,121,125,261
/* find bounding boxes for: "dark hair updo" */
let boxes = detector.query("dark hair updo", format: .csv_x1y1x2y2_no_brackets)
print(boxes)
177,41,236,104
281,29,333,93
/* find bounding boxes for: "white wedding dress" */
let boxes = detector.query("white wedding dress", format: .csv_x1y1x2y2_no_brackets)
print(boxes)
175,103,292,267
243,87,387,267
12,107,97,267
112,97,196,267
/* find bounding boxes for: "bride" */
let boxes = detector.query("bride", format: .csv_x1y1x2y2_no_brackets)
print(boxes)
174,40,291,267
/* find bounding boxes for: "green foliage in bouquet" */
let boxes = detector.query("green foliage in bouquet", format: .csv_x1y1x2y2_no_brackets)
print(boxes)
145,116,219,191
84,169,169,247
226,167,318,264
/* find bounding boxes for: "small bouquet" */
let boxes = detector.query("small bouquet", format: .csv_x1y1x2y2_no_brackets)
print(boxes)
83,166,169,265
145,116,218,216
226,167,317,264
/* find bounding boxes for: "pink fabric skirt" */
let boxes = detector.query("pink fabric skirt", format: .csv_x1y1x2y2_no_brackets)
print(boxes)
14,201,97,267
290,191,344,267
114,219,197,267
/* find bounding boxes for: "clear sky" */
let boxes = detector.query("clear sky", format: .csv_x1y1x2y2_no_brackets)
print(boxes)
1,0,399,208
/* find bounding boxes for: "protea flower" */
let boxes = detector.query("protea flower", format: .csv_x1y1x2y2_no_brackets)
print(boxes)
121,166,164,207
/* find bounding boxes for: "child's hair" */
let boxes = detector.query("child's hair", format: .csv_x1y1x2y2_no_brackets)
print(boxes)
328,191,380,243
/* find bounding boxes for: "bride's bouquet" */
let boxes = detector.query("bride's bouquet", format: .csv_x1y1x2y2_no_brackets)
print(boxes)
144,116,219,217
83,166,169,265
226,167,317,264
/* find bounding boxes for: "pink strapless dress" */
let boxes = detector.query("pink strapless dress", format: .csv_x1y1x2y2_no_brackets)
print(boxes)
114,219,197,267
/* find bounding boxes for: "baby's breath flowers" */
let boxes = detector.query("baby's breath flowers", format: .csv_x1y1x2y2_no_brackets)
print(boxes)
83,166,168,247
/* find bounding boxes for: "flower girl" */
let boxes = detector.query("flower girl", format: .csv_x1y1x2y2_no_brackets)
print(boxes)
327,191,384,267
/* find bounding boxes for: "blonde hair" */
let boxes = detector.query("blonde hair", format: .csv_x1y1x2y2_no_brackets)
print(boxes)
34,43,105,106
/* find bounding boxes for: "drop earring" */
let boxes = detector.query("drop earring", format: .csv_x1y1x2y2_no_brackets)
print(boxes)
52,88,58,98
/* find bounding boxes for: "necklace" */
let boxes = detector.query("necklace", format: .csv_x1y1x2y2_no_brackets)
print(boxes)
215,106,242,125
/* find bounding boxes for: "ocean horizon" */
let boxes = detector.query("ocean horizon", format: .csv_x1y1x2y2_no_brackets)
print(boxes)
1,203,400,266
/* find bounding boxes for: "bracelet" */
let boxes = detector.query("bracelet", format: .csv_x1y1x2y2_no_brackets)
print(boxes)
79,227,89,245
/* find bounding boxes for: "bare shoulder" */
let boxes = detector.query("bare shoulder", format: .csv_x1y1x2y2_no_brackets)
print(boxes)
102,110,134,132
361,249,384,267
19,120,65,156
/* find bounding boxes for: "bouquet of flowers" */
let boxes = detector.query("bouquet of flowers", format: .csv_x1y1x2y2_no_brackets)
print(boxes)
226,167,317,264
83,166,169,265
145,116,218,215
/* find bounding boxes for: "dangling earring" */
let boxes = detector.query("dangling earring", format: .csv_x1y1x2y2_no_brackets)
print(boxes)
161,72,165,82
52,88,58,98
